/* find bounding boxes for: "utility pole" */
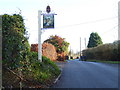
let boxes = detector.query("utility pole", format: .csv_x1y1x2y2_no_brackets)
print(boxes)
80,37,81,58
84,38,86,49
38,10,42,62
118,1,120,40
70,46,72,58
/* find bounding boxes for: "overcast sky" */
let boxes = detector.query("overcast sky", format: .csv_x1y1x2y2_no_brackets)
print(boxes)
0,0,119,53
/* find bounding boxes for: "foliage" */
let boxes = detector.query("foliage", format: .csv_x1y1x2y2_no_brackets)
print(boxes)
30,43,57,61
87,32,103,48
42,43,57,61
44,35,69,61
2,14,61,88
83,40,120,61
2,14,30,69
44,35,69,54
23,53,60,84
28,51,38,62
30,44,38,52
3,51,60,88
42,56,60,75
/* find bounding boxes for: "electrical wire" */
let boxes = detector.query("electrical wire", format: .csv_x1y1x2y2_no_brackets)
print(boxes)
55,16,118,29
101,25,118,35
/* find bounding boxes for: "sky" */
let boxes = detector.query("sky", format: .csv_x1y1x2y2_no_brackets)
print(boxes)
0,0,119,53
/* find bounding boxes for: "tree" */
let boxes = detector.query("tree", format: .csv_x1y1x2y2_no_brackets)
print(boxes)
87,32,103,48
44,35,70,61
44,35,69,54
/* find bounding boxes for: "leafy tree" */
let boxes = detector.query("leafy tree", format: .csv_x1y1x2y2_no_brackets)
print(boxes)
2,14,30,69
87,32,103,48
44,35,69,54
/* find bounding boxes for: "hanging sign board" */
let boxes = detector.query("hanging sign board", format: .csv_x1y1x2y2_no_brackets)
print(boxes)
43,14,54,29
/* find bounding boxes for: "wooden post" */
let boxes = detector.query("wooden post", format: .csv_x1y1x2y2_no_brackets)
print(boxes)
38,10,42,62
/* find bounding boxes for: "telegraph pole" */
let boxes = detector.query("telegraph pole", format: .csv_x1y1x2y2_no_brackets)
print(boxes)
80,37,81,58
70,46,72,59
118,1,120,40
84,38,86,49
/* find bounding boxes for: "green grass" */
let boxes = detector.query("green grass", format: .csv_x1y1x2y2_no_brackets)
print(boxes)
86,60,120,64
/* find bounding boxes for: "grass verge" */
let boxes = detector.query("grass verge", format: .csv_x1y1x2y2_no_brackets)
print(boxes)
86,60,120,64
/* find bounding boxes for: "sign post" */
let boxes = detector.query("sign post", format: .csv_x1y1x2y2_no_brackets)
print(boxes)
38,5,56,62
38,10,42,62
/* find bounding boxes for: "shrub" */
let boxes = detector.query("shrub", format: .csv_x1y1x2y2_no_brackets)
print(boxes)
44,35,69,61
30,44,38,52
30,43,57,61
2,14,30,69
42,43,57,61
2,14,61,88
23,55,60,84
82,40,120,61
42,56,60,75
28,52,38,62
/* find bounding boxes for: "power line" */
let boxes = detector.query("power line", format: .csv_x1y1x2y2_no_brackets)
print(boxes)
102,25,118,35
56,16,118,29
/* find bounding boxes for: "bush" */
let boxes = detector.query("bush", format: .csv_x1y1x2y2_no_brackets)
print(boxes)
28,52,38,62
2,14,60,88
82,40,120,61
2,14,30,69
30,44,38,52
3,51,60,88
42,56,60,75
23,54,60,85
42,43,57,61
44,35,69,61
30,43,57,61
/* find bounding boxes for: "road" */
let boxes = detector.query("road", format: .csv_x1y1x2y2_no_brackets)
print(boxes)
52,59,119,88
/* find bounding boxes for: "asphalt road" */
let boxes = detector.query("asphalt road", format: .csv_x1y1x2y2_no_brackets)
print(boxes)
52,59,119,88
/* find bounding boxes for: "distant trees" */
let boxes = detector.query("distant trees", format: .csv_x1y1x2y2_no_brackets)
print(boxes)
87,32,103,48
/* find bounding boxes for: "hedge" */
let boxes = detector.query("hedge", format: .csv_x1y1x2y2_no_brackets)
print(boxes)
82,40,120,61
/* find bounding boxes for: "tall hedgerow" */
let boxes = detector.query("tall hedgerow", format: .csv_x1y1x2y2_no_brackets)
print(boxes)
2,14,30,69
2,14,61,88
82,40,120,61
